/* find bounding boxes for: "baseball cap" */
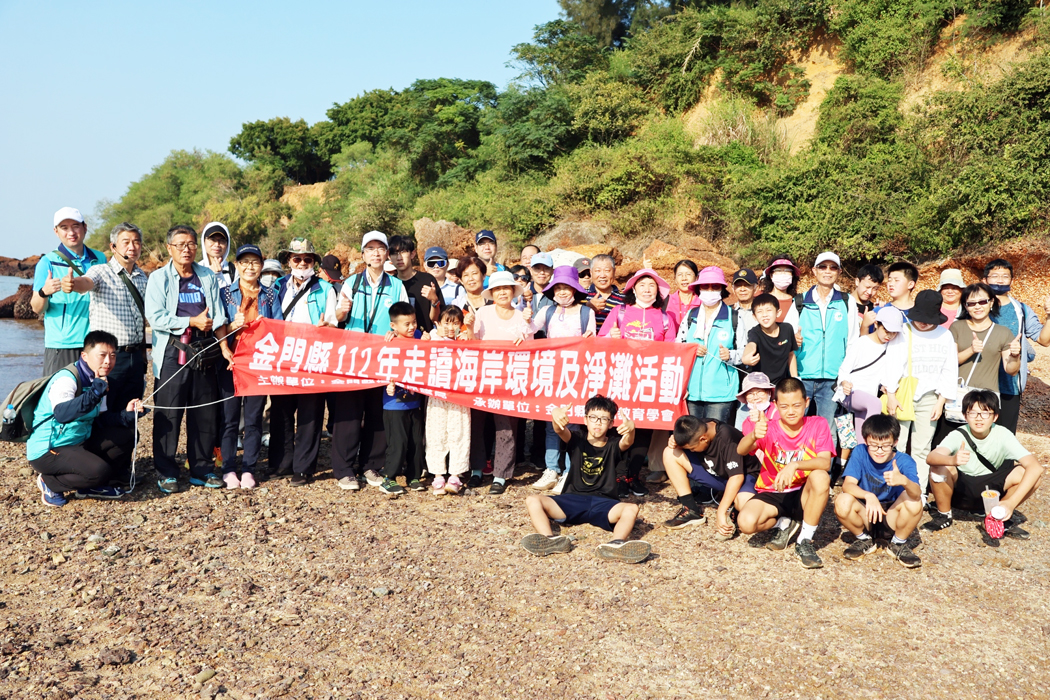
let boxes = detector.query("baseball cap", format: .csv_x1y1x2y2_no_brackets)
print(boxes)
362,231,388,249
814,251,841,268
53,207,84,227
203,222,230,242
732,268,758,285
530,252,554,268
235,244,263,260
874,305,905,333
424,246,449,262
574,258,591,273
475,230,497,244
320,255,344,281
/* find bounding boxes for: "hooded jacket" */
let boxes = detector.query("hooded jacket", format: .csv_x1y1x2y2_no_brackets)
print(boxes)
199,222,235,289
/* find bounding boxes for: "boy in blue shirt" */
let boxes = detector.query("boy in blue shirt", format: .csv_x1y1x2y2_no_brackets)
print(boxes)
379,302,426,495
834,414,923,568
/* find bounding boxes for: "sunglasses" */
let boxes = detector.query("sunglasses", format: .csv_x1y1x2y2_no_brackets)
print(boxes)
425,259,447,268
965,298,991,308
815,264,840,271
513,274,529,281
290,256,314,265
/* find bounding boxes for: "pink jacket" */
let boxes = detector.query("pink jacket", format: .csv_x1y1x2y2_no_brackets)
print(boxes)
665,291,702,327
597,304,678,342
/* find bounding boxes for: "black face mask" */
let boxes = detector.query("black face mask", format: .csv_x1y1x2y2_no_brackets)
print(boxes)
987,283,1011,295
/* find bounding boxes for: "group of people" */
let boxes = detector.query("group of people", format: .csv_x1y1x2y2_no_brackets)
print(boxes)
22,206,1050,568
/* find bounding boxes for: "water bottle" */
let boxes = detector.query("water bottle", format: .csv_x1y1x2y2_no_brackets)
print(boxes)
2,404,15,425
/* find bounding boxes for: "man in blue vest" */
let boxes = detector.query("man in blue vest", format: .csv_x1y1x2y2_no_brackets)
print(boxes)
31,207,107,375
29,331,148,506
795,252,858,456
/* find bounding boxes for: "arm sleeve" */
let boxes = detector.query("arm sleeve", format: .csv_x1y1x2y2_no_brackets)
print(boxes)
938,430,963,456
584,306,596,335
144,272,188,335
938,335,959,400
51,377,105,424
32,257,53,293
1022,303,1042,341
808,417,836,457
837,338,860,387
1001,431,1033,461
205,275,227,326
664,314,679,342
322,288,338,326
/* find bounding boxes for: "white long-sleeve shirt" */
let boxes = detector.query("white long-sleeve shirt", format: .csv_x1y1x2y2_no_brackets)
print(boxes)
905,325,958,401
836,333,906,397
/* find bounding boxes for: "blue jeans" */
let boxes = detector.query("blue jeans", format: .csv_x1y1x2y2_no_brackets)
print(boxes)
687,400,735,424
801,378,838,451
545,422,570,473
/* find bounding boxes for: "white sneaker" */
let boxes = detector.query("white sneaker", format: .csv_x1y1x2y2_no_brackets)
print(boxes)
552,470,569,495
531,469,560,491
364,470,384,487
261,433,270,447
338,476,360,491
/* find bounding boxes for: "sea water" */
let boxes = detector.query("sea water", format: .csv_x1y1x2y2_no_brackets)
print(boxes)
0,276,44,396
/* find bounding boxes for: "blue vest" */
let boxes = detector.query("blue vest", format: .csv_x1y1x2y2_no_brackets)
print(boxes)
272,276,333,325
684,304,739,403
795,288,851,380
26,368,98,461
344,272,405,335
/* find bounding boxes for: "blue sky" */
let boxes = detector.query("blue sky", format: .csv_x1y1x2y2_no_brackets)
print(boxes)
0,0,561,258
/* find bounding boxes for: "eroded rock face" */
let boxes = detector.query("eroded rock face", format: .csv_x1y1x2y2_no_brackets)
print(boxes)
0,255,39,280
413,218,476,263
0,284,34,320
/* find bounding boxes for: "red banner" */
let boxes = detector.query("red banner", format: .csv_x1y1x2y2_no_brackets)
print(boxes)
232,318,696,429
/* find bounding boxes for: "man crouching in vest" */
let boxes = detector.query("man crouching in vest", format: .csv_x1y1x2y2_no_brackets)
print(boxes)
30,330,148,507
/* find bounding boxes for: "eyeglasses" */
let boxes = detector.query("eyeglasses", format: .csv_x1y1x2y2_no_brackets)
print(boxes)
868,443,895,453
168,242,197,251
586,415,612,425
425,259,447,268
966,410,994,419
965,298,991,308
238,259,262,268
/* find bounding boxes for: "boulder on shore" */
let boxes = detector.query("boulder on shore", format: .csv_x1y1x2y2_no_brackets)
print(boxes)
0,255,40,279
0,284,35,319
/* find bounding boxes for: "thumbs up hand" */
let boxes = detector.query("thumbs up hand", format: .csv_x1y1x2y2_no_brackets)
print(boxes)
971,331,984,355
695,343,708,357
1008,334,1022,358
191,309,213,332
41,269,61,296
718,344,730,361
883,458,907,487
60,268,75,294
753,410,769,439
955,446,971,467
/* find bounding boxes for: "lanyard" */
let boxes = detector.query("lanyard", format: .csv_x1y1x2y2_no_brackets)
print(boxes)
357,273,388,335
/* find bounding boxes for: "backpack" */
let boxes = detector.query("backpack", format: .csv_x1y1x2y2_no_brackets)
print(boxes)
1,364,83,443
542,304,592,337
685,305,739,338
616,304,670,339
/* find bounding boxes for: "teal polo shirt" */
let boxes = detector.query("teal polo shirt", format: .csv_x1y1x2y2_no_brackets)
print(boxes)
33,245,106,349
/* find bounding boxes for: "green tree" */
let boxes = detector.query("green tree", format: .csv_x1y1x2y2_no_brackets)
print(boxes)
510,20,608,87
228,117,330,184
314,88,402,162
476,85,580,174
559,0,637,47
570,72,652,144
815,75,904,155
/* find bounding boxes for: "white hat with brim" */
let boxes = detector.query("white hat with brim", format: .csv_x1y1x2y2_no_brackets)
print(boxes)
53,207,84,227
362,231,388,249
937,268,965,290
875,305,905,333
481,270,524,301
814,251,841,268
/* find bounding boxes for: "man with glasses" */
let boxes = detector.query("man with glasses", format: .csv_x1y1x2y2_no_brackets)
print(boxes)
144,225,228,493
924,390,1042,543
983,258,1050,433
66,222,148,418
32,207,107,375
388,235,442,332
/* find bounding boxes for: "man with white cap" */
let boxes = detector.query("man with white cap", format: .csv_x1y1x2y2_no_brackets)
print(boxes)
32,207,107,375
794,251,858,460
331,231,409,491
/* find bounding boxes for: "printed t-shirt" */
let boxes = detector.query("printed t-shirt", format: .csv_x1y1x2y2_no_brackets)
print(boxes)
564,432,623,500
937,424,1031,478
949,320,1014,392
747,416,835,493
688,422,760,481
747,324,797,384
842,446,919,503
177,273,207,318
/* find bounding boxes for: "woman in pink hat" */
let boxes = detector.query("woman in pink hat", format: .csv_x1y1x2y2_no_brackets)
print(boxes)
675,266,739,423
760,255,801,330
665,260,702,327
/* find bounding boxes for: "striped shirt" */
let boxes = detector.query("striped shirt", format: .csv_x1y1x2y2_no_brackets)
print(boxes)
587,284,625,330
84,258,148,347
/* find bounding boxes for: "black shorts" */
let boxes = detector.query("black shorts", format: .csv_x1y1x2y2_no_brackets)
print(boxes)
952,463,1017,513
751,489,804,520
550,494,618,532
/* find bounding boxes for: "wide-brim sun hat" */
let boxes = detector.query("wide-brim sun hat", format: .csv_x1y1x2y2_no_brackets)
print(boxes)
623,268,671,297
736,371,776,403
278,238,320,265
481,270,524,301
543,265,589,303
688,265,730,298
938,268,965,290
908,289,948,326
763,258,800,278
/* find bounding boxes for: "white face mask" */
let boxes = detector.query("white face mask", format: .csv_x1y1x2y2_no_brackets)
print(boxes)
747,399,771,413
699,290,722,307
290,267,315,281
771,271,793,291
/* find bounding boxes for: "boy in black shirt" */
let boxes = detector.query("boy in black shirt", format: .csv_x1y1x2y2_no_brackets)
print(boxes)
521,396,649,563
388,235,442,332
662,415,760,540
742,293,798,384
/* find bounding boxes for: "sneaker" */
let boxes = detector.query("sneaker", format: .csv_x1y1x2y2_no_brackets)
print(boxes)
444,475,463,494
616,478,630,499
364,470,384,487
645,471,668,484
531,469,560,491
261,433,270,447
922,511,953,532
1004,518,1030,540
73,486,124,500
408,479,426,492
795,539,823,569
380,478,405,495
980,525,1002,548
483,460,494,475
552,470,569,495
466,474,483,490
596,539,652,564
843,535,876,561
628,478,648,497
37,476,67,507
663,506,706,529
906,530,922,550
223,473,241,490
290,473,312,487
488,481,507,495
337,476,360,491
157,477,179,494
431,475,446,495
886,541,922,568
767,520,801,551
520,533,572,556
189,473,224,489
240,472,257,490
